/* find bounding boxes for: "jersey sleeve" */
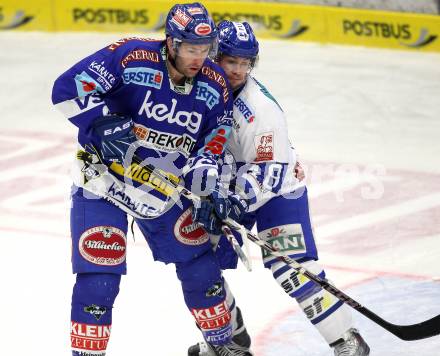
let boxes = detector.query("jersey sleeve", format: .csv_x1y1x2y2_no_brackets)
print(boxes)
228,78,301,209
51,43,124,137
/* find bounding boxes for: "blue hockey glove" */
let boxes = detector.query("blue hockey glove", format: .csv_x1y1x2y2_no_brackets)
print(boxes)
227,193,248,223
92,114,137,163
192,189,229,235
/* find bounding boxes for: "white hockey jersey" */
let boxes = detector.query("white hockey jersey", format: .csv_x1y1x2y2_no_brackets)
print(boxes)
226,76,303,211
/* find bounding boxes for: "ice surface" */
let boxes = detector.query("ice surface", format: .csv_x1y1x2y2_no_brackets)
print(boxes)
1,32,439,355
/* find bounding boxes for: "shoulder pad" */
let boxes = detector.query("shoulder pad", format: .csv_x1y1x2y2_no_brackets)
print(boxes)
200,62,231,103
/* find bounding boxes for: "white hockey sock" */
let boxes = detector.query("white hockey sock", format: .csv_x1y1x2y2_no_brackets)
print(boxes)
271,260,353,344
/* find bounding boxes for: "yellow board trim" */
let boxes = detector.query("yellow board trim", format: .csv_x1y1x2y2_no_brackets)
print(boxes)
2,1,439,52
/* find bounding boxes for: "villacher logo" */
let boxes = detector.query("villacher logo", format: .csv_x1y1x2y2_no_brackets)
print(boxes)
0,8,34,30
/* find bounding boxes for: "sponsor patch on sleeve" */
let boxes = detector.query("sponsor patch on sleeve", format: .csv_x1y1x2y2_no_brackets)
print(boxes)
254,132,274,162
74,71,105,97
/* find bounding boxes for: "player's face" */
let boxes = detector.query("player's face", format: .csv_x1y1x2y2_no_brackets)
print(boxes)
175,42,211,78
218,55,251,90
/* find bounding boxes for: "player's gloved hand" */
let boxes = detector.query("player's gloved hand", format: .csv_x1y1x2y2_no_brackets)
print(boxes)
92,114,137,163
184,153,230,234
192,188,228,235
227,192,248,223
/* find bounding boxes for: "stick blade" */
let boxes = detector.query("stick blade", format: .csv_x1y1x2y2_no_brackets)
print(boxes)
390,314,440,341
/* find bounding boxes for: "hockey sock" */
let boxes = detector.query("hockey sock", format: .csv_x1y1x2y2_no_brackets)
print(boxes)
71,273,121,356
176,250,234,346
271,260,353,344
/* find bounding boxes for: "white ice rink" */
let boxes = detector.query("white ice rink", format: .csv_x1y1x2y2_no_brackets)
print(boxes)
1,31,440,355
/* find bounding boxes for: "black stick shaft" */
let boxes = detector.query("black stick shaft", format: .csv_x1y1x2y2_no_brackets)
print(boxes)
240,225,440,341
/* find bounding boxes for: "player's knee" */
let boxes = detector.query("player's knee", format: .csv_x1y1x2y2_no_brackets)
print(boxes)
72,273,121,324
175,250,223,305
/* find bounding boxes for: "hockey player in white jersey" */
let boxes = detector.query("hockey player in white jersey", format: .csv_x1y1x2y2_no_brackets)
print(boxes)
189,21,370,356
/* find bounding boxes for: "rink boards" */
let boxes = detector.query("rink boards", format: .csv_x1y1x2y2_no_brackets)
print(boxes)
1,0,440,52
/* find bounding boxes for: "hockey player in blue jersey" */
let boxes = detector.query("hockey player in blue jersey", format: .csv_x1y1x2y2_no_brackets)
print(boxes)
51,4,252,355
188,21,371,356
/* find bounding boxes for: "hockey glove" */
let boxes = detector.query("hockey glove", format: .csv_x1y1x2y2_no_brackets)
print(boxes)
92,114,137,164
192,189,229,235
227,193,249,223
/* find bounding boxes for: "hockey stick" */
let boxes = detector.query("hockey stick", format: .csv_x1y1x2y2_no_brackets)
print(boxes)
78,150,440,341
221,225,252,272
140,162,440,341
77,149,252,270
223,218,440,341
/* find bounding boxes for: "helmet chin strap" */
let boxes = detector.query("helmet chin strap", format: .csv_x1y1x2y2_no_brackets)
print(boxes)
167,51,179,73
166,42,187,83
165,45,194,94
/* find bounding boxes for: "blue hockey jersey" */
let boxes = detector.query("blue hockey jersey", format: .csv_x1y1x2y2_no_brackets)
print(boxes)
52,37,233,213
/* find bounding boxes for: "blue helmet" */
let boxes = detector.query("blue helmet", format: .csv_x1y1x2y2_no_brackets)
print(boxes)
165,3,218,45
217,20,259,59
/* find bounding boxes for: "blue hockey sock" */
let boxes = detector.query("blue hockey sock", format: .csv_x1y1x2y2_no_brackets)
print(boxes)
71,273,121,356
